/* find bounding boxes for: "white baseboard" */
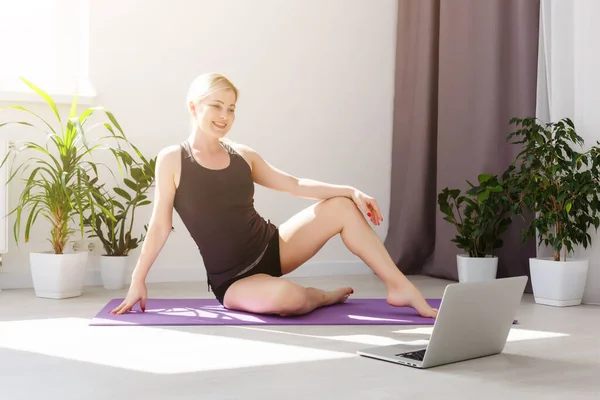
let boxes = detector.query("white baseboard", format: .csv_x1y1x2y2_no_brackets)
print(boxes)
0,260,372,289
583,301,600,306
286,260,372,278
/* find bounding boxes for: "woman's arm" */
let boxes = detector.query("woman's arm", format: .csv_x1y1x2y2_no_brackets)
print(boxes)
130,146,179,283
287,177,354,200
236,144,383,225
258,162,354,201
112,146,179,315
238,144,350,199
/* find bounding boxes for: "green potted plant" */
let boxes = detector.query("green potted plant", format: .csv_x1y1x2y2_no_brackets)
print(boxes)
507,116,600,306
83,149,156,290
438,172,512,283
0,77,127,299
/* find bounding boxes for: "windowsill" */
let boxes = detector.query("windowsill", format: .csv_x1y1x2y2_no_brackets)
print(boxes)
0,88,97,106
0,78,97,106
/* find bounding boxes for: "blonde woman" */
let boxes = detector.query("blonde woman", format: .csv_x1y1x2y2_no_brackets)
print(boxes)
111,73,438,318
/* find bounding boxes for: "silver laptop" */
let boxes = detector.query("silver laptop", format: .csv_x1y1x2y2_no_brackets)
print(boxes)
357,276,527,369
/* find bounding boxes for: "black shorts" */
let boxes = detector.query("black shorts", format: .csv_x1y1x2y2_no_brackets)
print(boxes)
211,229,283,305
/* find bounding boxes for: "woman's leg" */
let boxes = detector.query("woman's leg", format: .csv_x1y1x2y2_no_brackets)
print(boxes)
277,196,437,318
223,274,353,316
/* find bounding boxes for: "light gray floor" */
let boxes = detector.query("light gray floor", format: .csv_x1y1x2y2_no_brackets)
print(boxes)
0,274,598,400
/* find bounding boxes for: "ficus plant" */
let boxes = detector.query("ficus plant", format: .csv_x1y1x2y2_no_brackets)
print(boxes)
438,172,513,258
0,77,129,254
506,117,600,262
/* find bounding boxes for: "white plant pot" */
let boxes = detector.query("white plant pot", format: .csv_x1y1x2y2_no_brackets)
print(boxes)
457,254,498,283
530,257,589,307
30,251,89,299
100,255,129,290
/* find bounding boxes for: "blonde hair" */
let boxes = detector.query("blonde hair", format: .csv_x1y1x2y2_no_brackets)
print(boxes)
186,73,238,143
186,72,239,108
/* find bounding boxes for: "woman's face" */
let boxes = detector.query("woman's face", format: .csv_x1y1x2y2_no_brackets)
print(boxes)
191,89,236,138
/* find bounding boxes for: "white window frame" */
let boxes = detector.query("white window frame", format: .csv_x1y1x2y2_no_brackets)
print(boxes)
0,140,7,254
0,0,96,105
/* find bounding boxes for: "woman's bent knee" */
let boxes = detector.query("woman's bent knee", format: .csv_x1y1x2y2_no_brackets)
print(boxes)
317,196,357,215
321,196,362,221
273,285,310,315
323,196,354,208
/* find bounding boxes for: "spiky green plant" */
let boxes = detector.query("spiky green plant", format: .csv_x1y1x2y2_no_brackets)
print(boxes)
0,77,130,254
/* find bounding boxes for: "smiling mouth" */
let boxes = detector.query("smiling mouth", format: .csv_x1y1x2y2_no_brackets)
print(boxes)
213,121,227,129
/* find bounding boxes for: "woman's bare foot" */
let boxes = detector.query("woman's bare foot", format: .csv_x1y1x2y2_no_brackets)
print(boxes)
323,287,354,306
387,284,438,318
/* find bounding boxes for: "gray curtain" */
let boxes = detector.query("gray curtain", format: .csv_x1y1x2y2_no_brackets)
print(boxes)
385,0,540,291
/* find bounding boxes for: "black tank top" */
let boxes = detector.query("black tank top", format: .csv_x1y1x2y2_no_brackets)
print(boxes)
173,140,277,290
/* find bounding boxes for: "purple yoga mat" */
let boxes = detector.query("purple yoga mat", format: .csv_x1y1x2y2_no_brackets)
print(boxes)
89,298,441,326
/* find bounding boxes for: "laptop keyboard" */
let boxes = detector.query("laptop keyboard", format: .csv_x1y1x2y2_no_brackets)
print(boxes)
397,350,426,361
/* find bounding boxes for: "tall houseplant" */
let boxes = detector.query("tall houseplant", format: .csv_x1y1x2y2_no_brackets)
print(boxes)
507,116,600,306
438,172,512,282
83,151,156,289
0,77,128,298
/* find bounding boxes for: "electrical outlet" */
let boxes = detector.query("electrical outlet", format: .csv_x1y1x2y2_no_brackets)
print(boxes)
71,239,102,255
86,241,96,252
90,239,104,255
71,240,83,252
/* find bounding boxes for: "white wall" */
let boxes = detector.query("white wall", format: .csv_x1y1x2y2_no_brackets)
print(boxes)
571,1,600,305
0,0,397,288
537,0,600,304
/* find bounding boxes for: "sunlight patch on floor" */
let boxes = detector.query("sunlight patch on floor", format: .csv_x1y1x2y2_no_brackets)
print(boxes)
232,326,432,347
316,334,430,347
232,325,569,347
392,327,570,342
0,318,353,374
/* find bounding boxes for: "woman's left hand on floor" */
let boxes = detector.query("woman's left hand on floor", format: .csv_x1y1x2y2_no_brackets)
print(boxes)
351,189,383,226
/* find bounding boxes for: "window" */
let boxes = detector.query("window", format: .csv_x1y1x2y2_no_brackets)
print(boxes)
0,0,94,104
0,140,7,254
